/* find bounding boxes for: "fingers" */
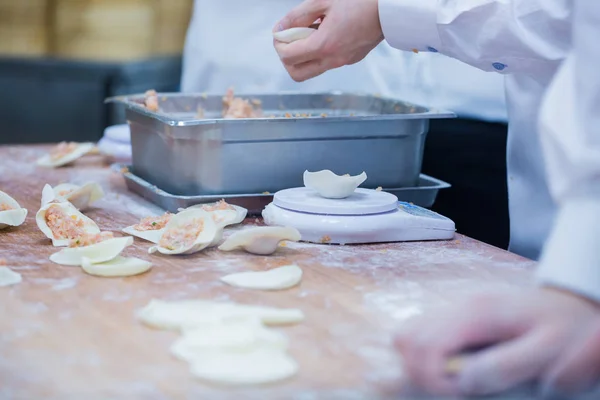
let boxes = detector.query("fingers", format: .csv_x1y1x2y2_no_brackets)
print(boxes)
283,59,329,82
394,295,528,396
274,32,325,67
541,320,600,397
274,0,329,32
457,328,559,396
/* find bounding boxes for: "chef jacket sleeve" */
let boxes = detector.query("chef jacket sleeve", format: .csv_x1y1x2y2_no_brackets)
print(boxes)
535,1,600,303
378,0,571,75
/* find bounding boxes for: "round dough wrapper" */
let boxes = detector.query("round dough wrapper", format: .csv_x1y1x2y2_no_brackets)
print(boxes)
136,299,304,331
0,267,22,287
49,236,134,266
220,264,302,290
81,256,152,277
189,347,298,386
171,320,288,361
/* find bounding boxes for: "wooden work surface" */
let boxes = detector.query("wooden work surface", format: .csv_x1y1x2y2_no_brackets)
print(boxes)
0,145,537,399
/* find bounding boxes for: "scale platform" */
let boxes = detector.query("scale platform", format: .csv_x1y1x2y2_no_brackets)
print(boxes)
263,187,455,244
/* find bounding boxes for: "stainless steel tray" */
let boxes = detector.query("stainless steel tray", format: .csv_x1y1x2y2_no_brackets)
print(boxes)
113,164,451,215
108,92,454,196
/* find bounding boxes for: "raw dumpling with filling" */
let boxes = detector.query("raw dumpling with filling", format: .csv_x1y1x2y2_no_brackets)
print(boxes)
0,190,28,229
41,182,104,211
218,226,301,255
148,208,221,255
50,235,133,266
303,170,367,199
36,201,100,246
220,264,302,290
81,256,152,277
36,142,95,168
179,200,247,228
122,212,172,244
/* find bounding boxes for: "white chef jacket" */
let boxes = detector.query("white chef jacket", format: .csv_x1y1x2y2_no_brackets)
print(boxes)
380,0,600,301
536,1,600,303
181,0,507,122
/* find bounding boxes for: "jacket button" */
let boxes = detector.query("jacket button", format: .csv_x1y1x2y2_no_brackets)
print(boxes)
492,62,507,71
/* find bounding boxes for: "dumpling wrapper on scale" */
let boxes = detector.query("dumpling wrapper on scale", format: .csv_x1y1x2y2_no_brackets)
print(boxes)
49,236,134,266
41,182,104,211
0,190,28,229
148,208,222,255
218,226,301,255
303,170,368,199
36,201,100,247
220,265,303,290
36,142,95,168
136,299,305,331
81,255,152,277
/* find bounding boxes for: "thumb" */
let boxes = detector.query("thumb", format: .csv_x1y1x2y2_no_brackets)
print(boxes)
274,0,329,32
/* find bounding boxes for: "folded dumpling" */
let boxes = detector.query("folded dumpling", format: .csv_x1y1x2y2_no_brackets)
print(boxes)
36,142,95,168
36,201,100,246
0,190,27,229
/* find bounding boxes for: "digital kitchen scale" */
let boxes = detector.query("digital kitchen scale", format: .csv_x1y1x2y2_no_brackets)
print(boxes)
262,187,456,244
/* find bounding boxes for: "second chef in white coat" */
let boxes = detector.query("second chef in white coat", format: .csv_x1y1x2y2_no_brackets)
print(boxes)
181,0,511,249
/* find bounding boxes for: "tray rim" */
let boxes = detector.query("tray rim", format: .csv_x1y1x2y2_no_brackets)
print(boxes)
112,163,451,201
107,91,456,126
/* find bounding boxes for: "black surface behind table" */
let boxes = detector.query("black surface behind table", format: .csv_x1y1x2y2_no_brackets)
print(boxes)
423,117,510,250
0,56,182,144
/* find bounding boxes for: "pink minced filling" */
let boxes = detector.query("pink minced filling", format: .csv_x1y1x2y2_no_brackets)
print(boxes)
159,219,204,250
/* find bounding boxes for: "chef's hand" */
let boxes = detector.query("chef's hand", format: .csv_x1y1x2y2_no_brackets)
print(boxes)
273,0,383,82
541,318,600,397
394,288,600,397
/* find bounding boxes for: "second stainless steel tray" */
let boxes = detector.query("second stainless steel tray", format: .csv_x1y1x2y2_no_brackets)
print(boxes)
114,164,451,215
109,92,454,196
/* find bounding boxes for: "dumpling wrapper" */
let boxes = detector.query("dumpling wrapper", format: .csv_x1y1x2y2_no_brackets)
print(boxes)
179,201,247,228
273,27,316,43
0,190,28,229
122,225,165,244
220,264,302,291
148,208,221,255
218,226,301,255
49,236,134,266
136,299,304,331
303,170,368,199
41,182,104,211
36,142,95,168
171,319,288,361
81,256,152,277
189,347,298,386
36,201,100,246
0,267,22,287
